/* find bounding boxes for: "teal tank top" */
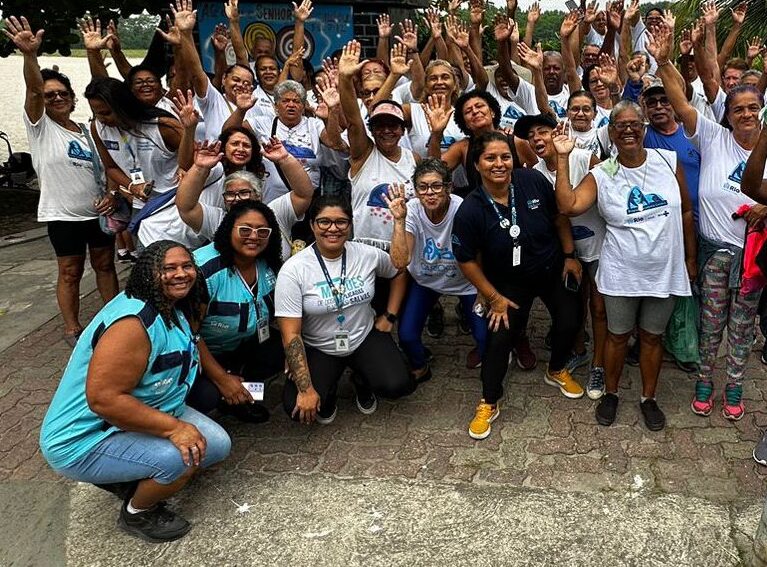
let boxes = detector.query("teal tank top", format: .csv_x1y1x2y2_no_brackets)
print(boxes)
39,293,199,469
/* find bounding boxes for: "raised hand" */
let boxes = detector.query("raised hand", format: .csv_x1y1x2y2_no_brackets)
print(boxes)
261,137,290,163
106,19,121,51
389,42,412,76
211,23,229,52
469,0,485,27
284,45,306,70
527,1,541,24
493,13,513,42
583,0,598,24
730,1,747,25
224,0,239,21
626,55,645,82
193,140,224,169
679,28,692,56
747,36,766,63
170,0,197,32
395,19,418,52
662,9,675,31
292,0,313,23
79,17,113,51
3,16,45,55
552,121,575,155
517,41,543,70
233,88,255,111
646,22,672,64
157,14,182,45
595,53,619,87
321,57,339,82
383,183,408,221
691,17,705,46
606,1,623,31
446,16,470,50
173,89,200,129
315,73,339,108
423,93,454,133
448,0,462,14
560,10,580,39
376,14,392,38
424,7,443,39
623,0,639,26
338,40,366,78
701,0,719,26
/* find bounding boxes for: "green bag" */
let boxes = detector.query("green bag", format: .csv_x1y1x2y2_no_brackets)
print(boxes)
663,296,701,364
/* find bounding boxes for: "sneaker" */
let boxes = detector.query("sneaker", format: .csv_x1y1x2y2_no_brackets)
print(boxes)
455,302,471,334
586,366,605,400
466,347,482,369
426,302,444,338
596,393,619,426
565,350,590,372
513,336,537,370
356,391,378,415
544,367,584,399
316,405,337,425
117,250,133,263
722,383,744,421
468,400,500,440
640,399,666,431
117,501,191,543
754,431,767,466
690,379,714,416
625,341,640,367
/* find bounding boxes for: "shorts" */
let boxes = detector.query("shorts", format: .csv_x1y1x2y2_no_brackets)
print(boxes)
47,219,115,257
581,259,599,282
603,295,677,335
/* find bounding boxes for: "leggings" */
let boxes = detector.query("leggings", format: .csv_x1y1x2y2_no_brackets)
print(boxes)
282,329,416,418
698,250,759,386
481,262,582,404
398,280,487,369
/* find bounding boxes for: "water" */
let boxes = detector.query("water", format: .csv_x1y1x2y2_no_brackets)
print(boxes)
0,54,143,155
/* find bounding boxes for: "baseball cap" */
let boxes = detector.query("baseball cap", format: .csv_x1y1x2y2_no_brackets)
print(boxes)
513,113,558,139
641,75,665,97
368,100,405,124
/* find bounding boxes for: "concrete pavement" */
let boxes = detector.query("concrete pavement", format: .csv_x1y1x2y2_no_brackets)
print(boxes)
1,235,767,566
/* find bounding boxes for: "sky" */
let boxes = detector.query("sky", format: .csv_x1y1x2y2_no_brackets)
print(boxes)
488,0,657,12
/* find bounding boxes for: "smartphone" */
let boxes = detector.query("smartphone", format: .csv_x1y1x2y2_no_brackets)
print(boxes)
565,272,580,292
565,0,580,12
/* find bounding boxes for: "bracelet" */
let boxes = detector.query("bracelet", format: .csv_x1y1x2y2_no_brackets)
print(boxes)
564,251,576,259
487,291,500,304
656,59,672,68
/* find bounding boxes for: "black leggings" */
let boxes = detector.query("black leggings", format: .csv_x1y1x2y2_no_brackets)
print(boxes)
282,329,415,418
481,263,582,404
187,332,285,414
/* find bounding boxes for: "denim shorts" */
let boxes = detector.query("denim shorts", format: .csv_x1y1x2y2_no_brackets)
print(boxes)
54,406,231,485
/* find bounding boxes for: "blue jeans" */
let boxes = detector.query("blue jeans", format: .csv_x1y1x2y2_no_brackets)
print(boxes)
54,406,231,485
398,280,487,369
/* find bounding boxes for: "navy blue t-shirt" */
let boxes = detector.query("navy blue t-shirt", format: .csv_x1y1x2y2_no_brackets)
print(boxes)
452,168,561,282
643,124,701,224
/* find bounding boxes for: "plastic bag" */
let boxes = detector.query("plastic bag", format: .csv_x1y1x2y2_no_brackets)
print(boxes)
662,296,700,364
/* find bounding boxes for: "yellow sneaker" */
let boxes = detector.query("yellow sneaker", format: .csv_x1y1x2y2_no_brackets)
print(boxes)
468,399,500,440
544,367,584,399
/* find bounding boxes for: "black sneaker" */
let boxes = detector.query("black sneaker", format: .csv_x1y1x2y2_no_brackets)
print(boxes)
356,390,378,415
426,302,444,338
625,341,640,366
596,393,619,426
117,250,133,263
94,481,138,501
220,403,270,423
640,399,666,431
117,501,191,543
455,302,471,334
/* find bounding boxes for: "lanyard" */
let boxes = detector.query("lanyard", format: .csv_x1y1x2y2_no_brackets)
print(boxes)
313,245,347,326
481,183,521,241
119,132,138,168
236,266,267,323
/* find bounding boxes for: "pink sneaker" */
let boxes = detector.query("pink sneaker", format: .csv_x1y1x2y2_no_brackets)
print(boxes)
722,383,744,421
690,379,714,416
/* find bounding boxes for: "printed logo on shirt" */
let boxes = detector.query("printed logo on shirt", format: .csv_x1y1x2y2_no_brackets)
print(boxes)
596,116,609,128
572,225,596,240
312,275,369,310
103,140,119,150
728,161,746,184
67,141,92,162
548,100,567,118
422,238,455,261
283,142,317,161
440,136,456,150
527,198,541,210
421,238,457,278
626,185,668,214
451,233,461,247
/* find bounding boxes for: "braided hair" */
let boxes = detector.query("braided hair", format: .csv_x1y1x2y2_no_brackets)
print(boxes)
125,240,206,328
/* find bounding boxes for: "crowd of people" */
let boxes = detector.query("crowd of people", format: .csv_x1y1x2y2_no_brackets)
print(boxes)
6,0,767,543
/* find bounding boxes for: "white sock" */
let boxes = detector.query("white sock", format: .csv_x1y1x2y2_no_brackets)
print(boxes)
117,248,127,254
126,499,149,514
641,396,654,403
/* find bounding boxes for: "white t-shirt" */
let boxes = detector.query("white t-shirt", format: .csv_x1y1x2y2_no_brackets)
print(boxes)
689,110,765,247
534,148,605,262
689,90,716,122
407,103,465,158
275,241,398,354
591,149,691,297
594,105,611,129
197,192,300,260
244,85,276,123
572,125,612,158
156,96,207,141
487,79,537,130
195,78,238,141
405,194,475,295
24,112,101,222
548,84,570,119
392,81,418,105
709,88,727,124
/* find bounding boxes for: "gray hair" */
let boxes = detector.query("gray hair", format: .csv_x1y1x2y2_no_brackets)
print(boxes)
274,80,307,104
223,171,264,200
609,100,646,124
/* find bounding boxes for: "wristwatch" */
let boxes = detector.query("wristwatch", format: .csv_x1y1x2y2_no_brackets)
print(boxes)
384,311,398,323
564,251,576,259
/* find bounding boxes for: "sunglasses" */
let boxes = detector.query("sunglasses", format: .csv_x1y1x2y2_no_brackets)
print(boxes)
236,226,272,239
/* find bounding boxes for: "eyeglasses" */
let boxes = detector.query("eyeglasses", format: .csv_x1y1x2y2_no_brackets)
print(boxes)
644,97,670,108
236,226,272,239
223,189,254,203
415,182,447,195
132,78,159,87
43,90,71,101
569,105,594,115
314,217,351,230
610,121,647,132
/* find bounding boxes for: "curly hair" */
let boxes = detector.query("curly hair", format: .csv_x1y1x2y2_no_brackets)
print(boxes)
125,240,206,328
453,90,502,137
213,201,284,272
219,126,265,177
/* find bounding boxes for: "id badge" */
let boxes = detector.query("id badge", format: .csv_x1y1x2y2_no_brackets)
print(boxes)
257,319,270,343
129,168,145,184
512,245,521,267
243,381,264,401
334,331,350,353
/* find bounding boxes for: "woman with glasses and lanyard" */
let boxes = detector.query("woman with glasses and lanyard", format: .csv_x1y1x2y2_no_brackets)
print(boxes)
6,15,119,346
188,201,284,423
554,100,696,431
276,195,415,424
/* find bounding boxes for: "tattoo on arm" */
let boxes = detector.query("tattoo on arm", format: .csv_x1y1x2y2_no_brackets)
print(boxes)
285,336,312,392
